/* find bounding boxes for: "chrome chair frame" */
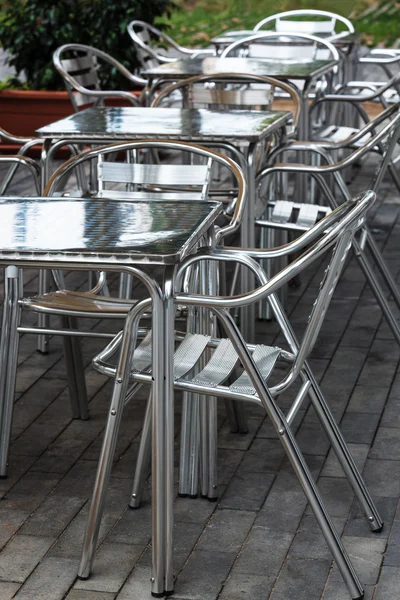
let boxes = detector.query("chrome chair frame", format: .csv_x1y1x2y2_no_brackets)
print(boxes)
127,20,215,71
254,9,354,40
0,155,40,194
256,104,400,343
81,191,380,600
221,30,340,63
53,44,145,112
0,140,246,480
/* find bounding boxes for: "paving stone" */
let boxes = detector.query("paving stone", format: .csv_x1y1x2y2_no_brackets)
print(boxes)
114,556,153,600
232,525,293,576
0,509,31,549
360,459,400,499
305,477,354,518
236,438,285,474
345,496,397,539
13,556,78,600
374,566,400,600
74,543,142,593
218,573,275,600
341,536,386,584
289,515,346,561
196,509,255,553
269,557,331,600
339,412,382,445
380,396,400,429
65,592,116,600
321,443,369,478
346,385,389,414
2,471,61,512
370,426,400,460
322,566,374,600
0,535,54,583
173,549,236,600
0,581,21,600
383,520,400,566
218,471,275,511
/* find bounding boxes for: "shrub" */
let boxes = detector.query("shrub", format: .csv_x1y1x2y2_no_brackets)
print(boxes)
0,0,173,90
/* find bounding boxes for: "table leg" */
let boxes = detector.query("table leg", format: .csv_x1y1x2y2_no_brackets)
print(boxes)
151,265,176,597
240,142,256,344
37,138,53,354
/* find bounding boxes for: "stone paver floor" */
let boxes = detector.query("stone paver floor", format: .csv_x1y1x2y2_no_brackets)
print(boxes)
0,158,399,600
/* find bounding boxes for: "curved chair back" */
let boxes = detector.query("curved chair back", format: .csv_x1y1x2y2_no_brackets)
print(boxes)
221,31,340,62
254,9,354,39
152,73,301,135
127,20,213,70
53,44,144,112
44,140,246,243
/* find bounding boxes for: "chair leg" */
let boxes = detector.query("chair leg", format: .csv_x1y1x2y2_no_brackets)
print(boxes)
37,270,50,354
304,369,383,532
78,304,140,580
365,231,400,312
206,396,218,501
281,424,364,600
0,267,22,477
129,390,152,508
179,392,200,497
61,317,89,420
354,243,400,346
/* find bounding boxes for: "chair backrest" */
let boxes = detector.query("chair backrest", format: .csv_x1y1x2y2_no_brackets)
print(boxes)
127,20,184,69
54,44,103,111
53,44,142,112
254,9,354,38
151,73,301,132
43,140,247,243
221,31,339,62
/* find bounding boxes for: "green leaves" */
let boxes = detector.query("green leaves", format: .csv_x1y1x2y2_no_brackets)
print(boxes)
0,0,172,89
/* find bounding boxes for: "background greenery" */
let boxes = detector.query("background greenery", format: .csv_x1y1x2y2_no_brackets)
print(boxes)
0,0,172,90
0,0,398,90
157,0,400,48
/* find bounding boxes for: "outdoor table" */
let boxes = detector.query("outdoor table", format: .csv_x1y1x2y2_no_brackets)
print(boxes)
142,56,339,141
37,106,292,343
0,195,222,597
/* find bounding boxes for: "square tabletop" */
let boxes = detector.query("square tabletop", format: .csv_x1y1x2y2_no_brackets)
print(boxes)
0,197,222,266
142,56,339,82
36,106,291,144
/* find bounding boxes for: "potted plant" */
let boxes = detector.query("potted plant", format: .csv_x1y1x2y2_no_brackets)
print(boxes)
0,0,172,141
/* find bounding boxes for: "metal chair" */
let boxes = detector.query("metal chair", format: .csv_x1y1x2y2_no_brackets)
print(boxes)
221,31,340,63
254,9,354,40
81,190,381,600
0,140,247,478
255,103,400,341
127,20,215,71
151,72,301,133
0,155,40,194
53,44,145,113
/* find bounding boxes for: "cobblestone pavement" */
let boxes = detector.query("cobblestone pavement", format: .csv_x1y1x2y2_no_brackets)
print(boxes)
0,158,399,600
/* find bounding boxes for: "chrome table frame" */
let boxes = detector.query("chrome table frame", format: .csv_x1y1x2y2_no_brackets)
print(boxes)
0,196,222,597
37,106,291,343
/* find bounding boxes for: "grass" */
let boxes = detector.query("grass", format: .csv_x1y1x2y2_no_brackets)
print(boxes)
156,0,400,48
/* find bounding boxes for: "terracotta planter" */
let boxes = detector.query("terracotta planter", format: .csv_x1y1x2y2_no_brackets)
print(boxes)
0,89,141,153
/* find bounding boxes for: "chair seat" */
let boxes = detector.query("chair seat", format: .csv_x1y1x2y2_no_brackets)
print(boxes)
23,290,137,316
315,125,371,146
95,331,283,400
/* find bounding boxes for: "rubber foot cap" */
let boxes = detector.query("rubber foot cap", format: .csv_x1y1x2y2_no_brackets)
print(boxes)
372,524,384,533
0,475,8,479
152,592,166,598
189,494,198,499
128,504,140,510
207,496,218,503
77,575,89,581
178,493,188,498
165,590,174,597
353,593,364,600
